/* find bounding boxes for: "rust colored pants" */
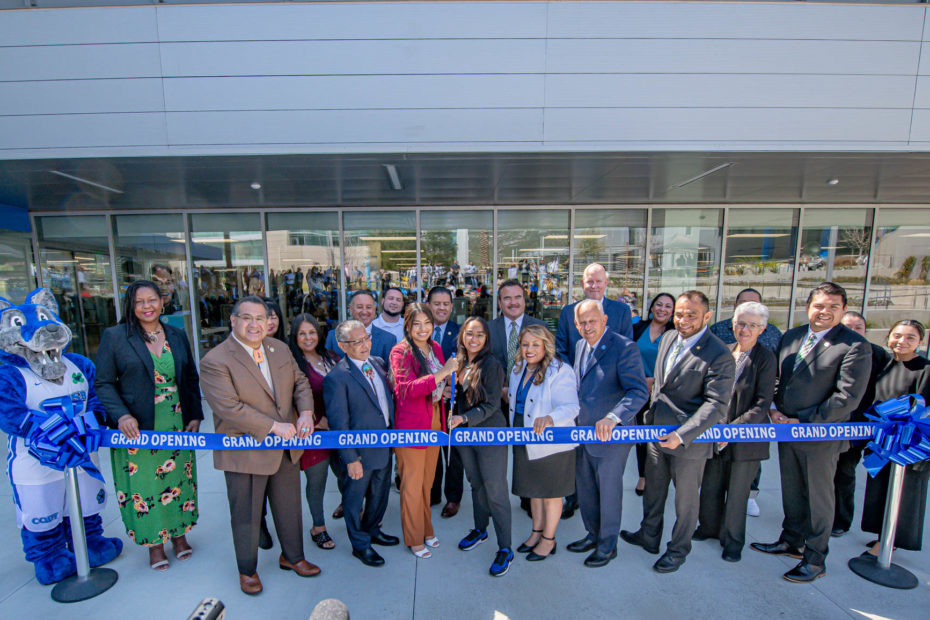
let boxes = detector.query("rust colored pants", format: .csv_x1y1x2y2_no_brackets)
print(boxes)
395,404,441,547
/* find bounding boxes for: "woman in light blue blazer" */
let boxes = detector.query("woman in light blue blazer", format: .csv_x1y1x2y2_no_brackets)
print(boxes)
508,324,580,561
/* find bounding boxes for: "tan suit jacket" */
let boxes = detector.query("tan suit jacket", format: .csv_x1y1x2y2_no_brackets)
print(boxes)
200,335,314,475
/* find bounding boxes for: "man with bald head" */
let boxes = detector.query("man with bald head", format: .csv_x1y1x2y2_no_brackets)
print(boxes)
566,300,648,567
556,263,633,366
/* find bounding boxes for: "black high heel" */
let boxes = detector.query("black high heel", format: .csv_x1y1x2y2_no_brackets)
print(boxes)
526,535,557,561
517,529,543,553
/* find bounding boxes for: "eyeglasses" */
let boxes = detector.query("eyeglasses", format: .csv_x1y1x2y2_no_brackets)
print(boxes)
734,321,765,331
340,333,371,347
234,313,267,324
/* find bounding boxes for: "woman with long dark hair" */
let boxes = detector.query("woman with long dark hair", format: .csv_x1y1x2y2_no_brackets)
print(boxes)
631,292,676,495
288,313,342,549
95,280,203,570
448,317,513,577
390,303,457,558
263,298,286,341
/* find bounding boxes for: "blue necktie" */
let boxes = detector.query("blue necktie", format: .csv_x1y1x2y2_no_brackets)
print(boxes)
433,326,442,343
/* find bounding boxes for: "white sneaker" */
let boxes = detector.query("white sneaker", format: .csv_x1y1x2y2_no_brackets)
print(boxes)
746,498,761,517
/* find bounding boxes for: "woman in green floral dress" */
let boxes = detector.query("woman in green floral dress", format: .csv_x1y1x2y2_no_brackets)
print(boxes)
96,280,204,571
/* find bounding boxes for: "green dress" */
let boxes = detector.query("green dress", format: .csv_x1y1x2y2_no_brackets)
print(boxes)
111,341,199,546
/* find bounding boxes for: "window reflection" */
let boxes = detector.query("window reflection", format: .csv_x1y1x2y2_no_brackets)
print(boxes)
497,209,570,330
343,211,417,302
722,209,798,330
190,213,264,356
0,228,36,302
794,208,872,326
648,209,722,312
420,210,494,322
36,216,115,359
867,208,930,347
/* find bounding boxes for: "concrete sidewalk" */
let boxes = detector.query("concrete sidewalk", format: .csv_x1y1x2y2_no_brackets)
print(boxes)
1,416,927,619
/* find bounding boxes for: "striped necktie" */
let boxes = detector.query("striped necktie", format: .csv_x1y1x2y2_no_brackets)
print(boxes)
507,321,519,373
733,351,749,389
794,332,817,370
664,338,684,378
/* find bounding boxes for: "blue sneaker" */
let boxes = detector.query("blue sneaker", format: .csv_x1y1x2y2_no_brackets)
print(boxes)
458,529,488,551
489,547,514,577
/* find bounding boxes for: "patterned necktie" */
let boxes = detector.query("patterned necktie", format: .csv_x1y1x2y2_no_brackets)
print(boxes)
361,362,377,391
507,321,519,373
581,344,592,375
664,338,684,378
433,326,442,343
794,332,817,370
252,348,263,365
733,351,749,390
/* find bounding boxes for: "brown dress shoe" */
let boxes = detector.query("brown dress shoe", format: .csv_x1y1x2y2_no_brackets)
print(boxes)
239,573,262,595
279,555,322,577
441,502,460,518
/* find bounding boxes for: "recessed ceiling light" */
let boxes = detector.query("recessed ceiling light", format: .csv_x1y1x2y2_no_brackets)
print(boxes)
826,178,840,186
250,182,262,190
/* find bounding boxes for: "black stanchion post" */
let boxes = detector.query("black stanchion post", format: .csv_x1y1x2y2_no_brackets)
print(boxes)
847,463,918,589
51,468,119,603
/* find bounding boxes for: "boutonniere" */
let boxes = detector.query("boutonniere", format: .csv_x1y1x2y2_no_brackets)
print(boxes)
822,342,830,348
269,346,275,353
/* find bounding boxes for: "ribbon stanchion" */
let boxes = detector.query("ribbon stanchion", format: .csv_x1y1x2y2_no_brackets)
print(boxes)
848,394,929,590
96,422,878,451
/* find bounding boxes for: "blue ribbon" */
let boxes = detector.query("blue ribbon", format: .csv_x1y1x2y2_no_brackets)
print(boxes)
862,394,930,477
97,422,878,451
19,395,104,481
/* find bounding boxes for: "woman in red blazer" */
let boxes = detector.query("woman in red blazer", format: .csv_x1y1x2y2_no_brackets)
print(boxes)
390,303,457,558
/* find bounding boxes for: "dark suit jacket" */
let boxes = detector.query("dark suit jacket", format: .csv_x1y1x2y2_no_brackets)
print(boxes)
489,313,547,374
575,330,649,457
725,344,776,462
773,323,872,452
648,329,735,460
436,320,461,361
325,324,394,362
323,356,394,471
556,297,633,364
95,323,204,431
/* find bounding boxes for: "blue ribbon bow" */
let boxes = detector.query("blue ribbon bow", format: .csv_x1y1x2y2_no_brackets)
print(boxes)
861,394,930,477
19,395,104,481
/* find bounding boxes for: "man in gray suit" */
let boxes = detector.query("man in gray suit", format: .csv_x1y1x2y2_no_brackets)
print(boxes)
751,282,871,583
565,300,648,567
489,279,547,381
621,290,734,574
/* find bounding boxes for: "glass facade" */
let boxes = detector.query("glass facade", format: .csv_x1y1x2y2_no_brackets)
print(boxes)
22,205,929,362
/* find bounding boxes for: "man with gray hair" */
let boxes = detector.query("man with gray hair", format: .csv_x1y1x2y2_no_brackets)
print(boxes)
323,320,400,567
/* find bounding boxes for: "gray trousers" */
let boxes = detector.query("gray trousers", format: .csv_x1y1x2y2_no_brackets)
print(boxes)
696,456,760,553
224,454,304,575
576,444,632,554
778,442,840,565
640,443,706,559
458,444,512,549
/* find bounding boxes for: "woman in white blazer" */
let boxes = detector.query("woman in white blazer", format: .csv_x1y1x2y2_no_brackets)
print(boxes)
508,324,580,561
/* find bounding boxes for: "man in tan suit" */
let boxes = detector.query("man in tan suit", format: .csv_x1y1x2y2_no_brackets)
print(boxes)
200,296,320,595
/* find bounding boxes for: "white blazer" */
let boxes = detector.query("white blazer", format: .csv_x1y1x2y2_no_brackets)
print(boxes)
507,360,580,460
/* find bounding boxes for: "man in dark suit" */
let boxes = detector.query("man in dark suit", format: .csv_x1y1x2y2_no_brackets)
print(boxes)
751,282,872,583
555,263,633,366
426,286,464,516
323,319,400,567
325,290,394,361
199,296,320,595
831,311,887,537
566,300,648,567
621,290,735,574
489,279,547,377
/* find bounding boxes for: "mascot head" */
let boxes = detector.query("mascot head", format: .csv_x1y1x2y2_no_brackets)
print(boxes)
0,288,73,382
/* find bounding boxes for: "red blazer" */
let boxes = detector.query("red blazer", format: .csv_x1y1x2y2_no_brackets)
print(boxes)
390,340,447,448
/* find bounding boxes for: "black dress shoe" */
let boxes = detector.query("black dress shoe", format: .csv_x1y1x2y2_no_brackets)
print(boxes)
635,486,645,497
722,548,741,563
783,561,826,583
371,532,400,546
620,529,660,555
830,528,848,538
691,529,711,542
584,548,617,568
352,547,385,567
517,530,543,554
566,537,597,553
749,540,803,559
258,519,273,550
653,552,685,573
561,499,578,520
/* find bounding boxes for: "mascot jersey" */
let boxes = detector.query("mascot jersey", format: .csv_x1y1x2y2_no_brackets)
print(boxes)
2,355,108,532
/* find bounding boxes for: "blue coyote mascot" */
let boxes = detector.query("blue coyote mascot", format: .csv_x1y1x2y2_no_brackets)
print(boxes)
0,288,122,585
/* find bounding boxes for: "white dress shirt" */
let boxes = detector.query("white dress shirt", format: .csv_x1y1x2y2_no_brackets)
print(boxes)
349,357,391,425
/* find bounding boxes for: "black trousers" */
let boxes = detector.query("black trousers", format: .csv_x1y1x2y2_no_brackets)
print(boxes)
224,454,304,576
458,444,512,548
832,443,865,532
431,445,464,505
696,455,760,553
640,443,706,559
778,442,839,566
